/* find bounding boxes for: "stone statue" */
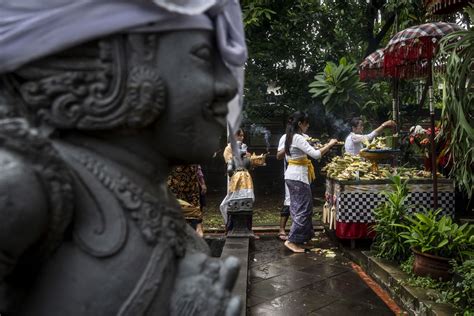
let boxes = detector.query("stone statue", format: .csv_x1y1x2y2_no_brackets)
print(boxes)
0,1,247,315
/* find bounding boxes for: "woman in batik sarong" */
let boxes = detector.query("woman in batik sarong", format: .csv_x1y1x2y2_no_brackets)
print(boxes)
283,112,338,253
196,165,207,237
168,165,204,235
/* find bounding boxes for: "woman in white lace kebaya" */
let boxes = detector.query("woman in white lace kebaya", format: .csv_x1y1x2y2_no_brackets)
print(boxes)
344,117,396,155
283,112,338,253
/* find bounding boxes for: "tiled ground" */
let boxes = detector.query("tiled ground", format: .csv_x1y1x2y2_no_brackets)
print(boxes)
248,233,395,316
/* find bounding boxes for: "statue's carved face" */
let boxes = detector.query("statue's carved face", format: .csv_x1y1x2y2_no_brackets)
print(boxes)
153,30,238,163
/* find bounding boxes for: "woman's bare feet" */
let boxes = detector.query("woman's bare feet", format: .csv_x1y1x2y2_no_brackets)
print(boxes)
278,231,288,241
284,240,306,253
196,223,204,238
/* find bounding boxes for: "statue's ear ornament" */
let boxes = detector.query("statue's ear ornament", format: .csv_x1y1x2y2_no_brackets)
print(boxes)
7,35,166,130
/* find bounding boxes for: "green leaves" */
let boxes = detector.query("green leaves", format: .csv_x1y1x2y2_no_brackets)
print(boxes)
438,4,474,201
308,57,366,115
446,259,474,313
371,175,411,262
241,0,276,27
372,175,474,263
242,0,426,125
398,209,474,262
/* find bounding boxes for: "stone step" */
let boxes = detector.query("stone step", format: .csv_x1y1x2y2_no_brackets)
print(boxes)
342,249,457,316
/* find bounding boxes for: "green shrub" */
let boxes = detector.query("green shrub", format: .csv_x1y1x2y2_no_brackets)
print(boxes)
396,209,474,262
371,175,411,262
440,259,474,315
400,257,474,315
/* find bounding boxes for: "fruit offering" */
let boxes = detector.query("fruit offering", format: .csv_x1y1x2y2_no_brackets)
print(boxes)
362,136,390,150
322,155,437,181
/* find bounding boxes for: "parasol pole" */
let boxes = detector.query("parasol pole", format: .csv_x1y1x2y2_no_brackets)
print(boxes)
392,79,399,131
393,11,400,139
428,60,438,208
392,79,400,167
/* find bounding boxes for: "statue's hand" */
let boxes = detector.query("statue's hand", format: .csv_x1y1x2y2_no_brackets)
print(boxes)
170,252,241,316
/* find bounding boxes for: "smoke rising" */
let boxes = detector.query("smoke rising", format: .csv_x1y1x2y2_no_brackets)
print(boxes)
307,103,350,140
249,123,271,152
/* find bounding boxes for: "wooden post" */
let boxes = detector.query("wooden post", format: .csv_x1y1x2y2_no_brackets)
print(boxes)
428,65,438,209
429,90,438,209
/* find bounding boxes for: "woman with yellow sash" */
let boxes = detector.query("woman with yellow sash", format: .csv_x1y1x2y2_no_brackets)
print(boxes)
283,112,338,253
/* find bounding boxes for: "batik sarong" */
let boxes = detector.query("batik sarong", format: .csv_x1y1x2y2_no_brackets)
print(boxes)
286,179,314,244
167,165,201,220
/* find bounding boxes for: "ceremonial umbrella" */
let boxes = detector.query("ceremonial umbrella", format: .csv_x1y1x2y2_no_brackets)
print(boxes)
425,0,471,15
383,21,463,208
359,48,401,125
384,22,462,79
359,48,385,81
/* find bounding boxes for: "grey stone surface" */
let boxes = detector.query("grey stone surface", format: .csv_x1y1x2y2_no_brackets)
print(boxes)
248,235,394,315
0,4,245,315
205,236,226,258
221,238,250,316
350,251,458,316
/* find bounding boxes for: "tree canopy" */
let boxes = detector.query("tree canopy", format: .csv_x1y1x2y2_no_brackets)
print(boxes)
241,0,428,126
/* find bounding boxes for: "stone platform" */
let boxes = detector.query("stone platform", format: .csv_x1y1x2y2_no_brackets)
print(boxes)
247,234,396,315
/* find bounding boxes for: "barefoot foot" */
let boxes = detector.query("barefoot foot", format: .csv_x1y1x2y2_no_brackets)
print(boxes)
196,223,204,238
284,240,306,253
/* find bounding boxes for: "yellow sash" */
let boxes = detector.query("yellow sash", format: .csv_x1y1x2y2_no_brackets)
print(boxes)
288,157,315,182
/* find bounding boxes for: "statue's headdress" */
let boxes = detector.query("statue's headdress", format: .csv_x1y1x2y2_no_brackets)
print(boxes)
0,0,247,130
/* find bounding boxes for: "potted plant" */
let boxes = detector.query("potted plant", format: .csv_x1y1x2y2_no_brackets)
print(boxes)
395,209,474,281
371,175,411,262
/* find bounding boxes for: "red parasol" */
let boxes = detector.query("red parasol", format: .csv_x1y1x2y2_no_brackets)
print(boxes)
383,21,464,208
384,22,462,79
425,0,471,15
359,48,385,81
359,49,432,81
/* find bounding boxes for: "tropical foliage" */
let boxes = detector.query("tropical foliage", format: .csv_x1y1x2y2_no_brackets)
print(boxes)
441,259,474,315
438,4,474,199
362,81,393,119
371,176,411,262
308,57,366,115
396,209,474,262
401,257,474,315
240,0,428,125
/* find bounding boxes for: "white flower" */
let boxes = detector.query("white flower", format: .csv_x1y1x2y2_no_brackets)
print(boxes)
409,125,426,135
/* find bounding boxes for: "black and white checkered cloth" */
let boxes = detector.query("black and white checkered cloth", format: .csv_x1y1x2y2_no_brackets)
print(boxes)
337,191,455,223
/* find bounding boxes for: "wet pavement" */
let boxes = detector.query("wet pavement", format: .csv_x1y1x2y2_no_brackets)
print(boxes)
248,233,395,316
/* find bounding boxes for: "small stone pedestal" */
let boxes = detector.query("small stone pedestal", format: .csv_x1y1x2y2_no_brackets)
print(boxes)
227,198,254,238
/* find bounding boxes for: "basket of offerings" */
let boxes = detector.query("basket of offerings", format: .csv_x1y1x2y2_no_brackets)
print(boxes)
359,149,399,172
250,153,267,167
305,137,322,147
359,137,399,172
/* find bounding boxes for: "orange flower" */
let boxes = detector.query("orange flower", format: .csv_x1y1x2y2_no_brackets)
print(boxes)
420,138,430,146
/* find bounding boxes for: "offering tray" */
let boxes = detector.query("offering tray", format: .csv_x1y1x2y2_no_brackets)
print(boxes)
359,149,399,172
250,153,267,167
